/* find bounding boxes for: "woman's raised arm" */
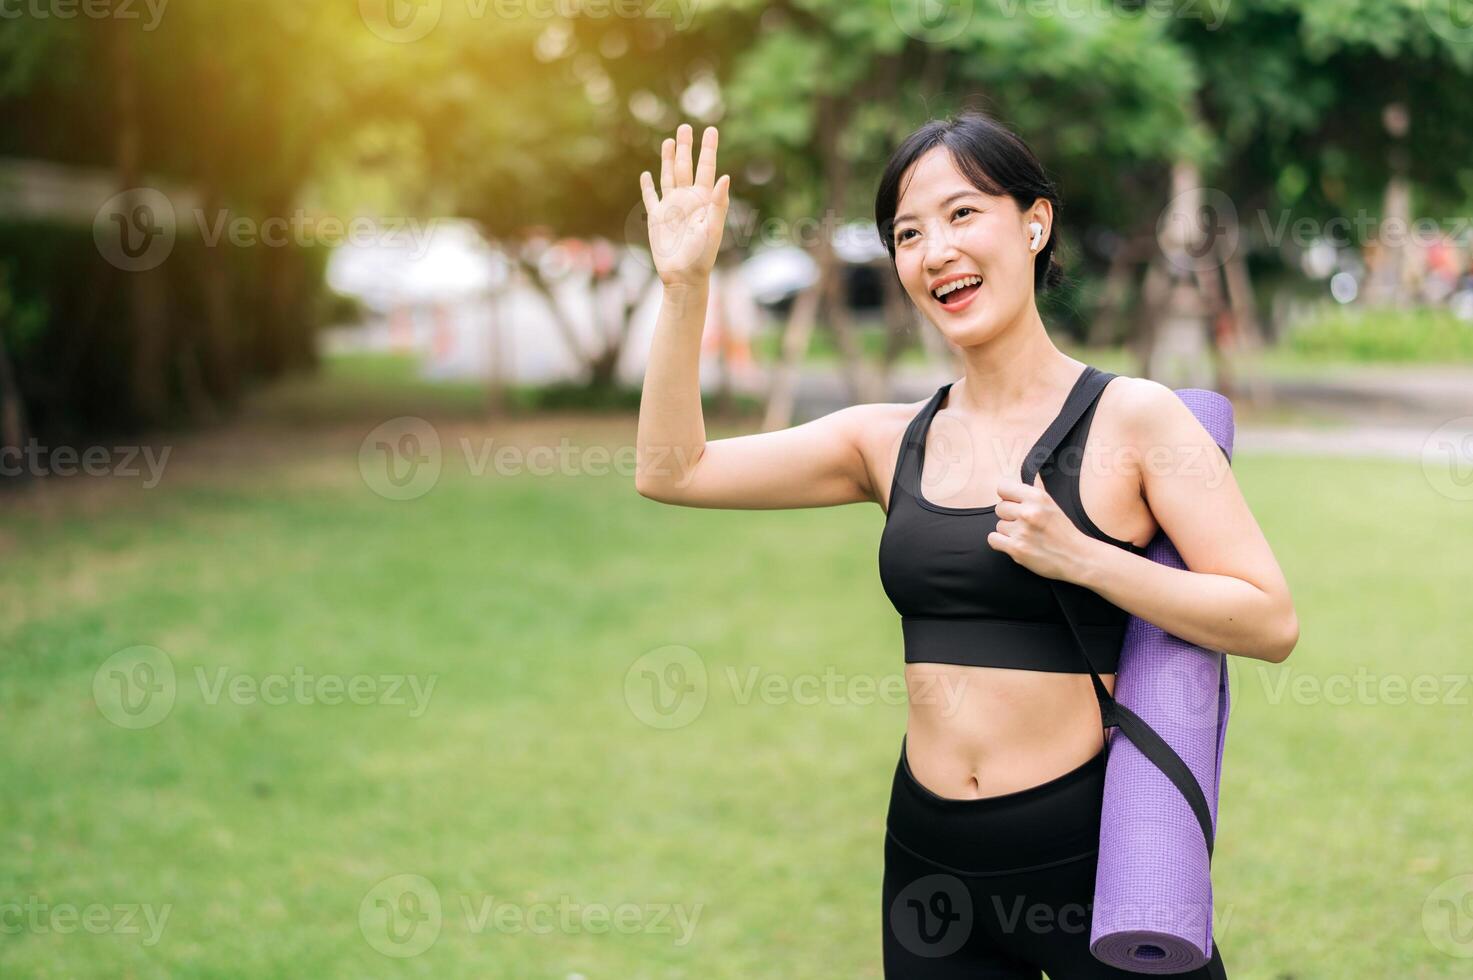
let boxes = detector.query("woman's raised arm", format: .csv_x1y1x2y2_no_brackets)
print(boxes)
633,123,879,511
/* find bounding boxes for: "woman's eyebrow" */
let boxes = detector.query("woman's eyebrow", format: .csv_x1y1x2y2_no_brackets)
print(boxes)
893,190,978,226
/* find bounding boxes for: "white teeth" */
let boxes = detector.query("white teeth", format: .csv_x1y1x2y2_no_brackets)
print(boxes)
932,275,981,300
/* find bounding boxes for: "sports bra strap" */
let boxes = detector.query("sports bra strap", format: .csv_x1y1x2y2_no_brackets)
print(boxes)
1020,365,1114,487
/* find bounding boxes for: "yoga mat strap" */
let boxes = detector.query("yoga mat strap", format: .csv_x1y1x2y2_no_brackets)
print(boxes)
1048,578,1217,860
1021,367,1217,862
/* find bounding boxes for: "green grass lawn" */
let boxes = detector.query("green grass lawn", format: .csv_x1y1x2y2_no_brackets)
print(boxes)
2,364,1471,978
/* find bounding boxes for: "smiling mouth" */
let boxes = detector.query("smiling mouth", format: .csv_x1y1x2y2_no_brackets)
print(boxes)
931,275,982,307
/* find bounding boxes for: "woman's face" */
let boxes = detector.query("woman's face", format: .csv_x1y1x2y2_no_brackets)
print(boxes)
889,146,1048,345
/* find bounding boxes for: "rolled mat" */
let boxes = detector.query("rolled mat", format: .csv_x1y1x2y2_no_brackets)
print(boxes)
1090,388,1235,973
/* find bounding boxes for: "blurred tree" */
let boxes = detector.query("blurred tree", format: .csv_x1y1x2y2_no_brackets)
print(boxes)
713,0,1204,422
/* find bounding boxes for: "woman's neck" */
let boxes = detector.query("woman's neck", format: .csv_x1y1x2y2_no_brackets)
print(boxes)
947,306,1082,417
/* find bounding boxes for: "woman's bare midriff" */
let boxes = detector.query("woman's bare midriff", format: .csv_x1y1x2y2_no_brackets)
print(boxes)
903,662,1115,800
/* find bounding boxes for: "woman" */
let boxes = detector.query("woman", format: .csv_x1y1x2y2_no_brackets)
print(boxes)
635,114,1297,978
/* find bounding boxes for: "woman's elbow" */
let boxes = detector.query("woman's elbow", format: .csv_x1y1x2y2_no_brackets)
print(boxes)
1266,608,1300,664
635,474,676,503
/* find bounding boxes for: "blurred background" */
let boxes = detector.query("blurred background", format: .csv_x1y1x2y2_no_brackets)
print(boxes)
2,1,1472,977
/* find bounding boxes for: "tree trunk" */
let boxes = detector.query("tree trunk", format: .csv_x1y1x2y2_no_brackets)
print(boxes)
0,309,29,473
520,258,593,375
112,19,169,425
1146,161,1214,388
198,185,237,404
762,283,822,431
877,261,916,388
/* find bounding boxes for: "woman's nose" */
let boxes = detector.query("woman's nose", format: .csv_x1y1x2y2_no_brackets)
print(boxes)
923,225,959,271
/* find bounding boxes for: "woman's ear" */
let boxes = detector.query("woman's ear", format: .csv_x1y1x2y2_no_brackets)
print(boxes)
1026,198,1054,250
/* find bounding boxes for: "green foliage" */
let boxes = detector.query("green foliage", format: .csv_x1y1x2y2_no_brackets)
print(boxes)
0,219,331,435
1286,304,1473,362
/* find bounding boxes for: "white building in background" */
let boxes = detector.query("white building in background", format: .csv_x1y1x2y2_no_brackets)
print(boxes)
324,218,891,390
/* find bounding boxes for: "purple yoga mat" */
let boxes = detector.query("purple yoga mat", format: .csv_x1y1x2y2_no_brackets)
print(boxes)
1090,388,1235,973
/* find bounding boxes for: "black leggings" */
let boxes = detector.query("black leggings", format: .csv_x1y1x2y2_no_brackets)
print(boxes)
882,737,1228,978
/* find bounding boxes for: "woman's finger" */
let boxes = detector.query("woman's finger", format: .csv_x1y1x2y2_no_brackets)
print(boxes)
694,126,718,189
995,476,1033,501
674,123,693,187
660,138,675,194
639,170,659,215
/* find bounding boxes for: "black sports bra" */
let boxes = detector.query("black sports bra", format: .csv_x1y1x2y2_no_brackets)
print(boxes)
877,365,1148,674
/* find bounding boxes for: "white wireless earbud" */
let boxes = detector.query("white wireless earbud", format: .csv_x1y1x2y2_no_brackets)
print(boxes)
1028,221,1044,252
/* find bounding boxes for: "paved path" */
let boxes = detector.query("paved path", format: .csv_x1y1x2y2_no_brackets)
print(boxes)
773,362,1473,462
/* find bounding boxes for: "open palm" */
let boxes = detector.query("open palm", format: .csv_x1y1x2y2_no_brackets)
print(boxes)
639,124,731,289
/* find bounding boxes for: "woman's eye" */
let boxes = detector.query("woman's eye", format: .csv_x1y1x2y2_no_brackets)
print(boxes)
896,229,917,243
953,207,975,220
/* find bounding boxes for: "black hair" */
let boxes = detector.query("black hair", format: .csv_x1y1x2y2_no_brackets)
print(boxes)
874,111,1064,293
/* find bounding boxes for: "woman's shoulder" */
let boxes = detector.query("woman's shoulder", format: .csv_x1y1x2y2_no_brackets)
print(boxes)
1097,373,1220,463
1098,373,1176,431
